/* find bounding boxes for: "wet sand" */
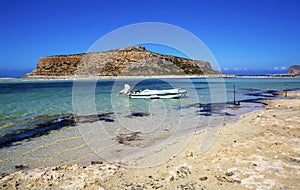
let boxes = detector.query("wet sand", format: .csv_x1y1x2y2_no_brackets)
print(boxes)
0,91,299,189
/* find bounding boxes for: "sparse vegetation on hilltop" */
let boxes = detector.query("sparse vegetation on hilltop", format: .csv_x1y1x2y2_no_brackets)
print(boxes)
26,46,220,78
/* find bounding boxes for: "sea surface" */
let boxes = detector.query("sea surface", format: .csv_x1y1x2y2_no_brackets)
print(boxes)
0,77,300,173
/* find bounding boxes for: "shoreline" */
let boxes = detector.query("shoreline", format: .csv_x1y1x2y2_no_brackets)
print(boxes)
4,74,235,81
1,74,300,82
1,91,299,189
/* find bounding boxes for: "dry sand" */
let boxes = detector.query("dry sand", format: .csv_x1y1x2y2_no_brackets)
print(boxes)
0,92,299,189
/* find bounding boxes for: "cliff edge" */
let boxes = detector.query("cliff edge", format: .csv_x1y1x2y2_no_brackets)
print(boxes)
26,46,220,78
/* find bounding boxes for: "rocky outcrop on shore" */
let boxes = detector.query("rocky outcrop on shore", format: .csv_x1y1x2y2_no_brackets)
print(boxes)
288,65,300,75
25,46,219,78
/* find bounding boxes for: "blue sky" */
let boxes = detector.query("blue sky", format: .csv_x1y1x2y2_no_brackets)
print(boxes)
0,0,300,76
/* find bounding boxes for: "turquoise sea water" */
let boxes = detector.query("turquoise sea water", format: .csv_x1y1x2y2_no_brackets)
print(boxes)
0,77,299,172
1,77,300,139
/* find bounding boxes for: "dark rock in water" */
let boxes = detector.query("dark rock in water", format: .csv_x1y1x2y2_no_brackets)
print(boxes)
132,112,150,117
116,132,141,145
224,112,235,116
126,112,150,118
14,164,28,170
91,161,103,165
98,117,114,122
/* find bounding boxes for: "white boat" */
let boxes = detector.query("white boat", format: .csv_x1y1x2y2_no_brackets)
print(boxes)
119,84,187,99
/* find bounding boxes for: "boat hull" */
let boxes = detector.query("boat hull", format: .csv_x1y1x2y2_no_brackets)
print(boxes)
120,84,187,99
129,91,186,99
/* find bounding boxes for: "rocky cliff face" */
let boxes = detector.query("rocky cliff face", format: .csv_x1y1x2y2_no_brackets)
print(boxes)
288,65,300,75
26,46,219,78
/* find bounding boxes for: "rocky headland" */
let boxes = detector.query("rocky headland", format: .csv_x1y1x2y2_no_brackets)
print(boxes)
25,46,220,78
288,65,300,76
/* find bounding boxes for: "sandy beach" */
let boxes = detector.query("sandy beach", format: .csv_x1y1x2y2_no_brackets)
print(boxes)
0,92,299,189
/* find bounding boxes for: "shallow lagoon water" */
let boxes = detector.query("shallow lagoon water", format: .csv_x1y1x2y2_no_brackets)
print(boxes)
0,77,299,173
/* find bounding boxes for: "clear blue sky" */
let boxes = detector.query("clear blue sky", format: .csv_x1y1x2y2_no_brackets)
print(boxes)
0,0,300,76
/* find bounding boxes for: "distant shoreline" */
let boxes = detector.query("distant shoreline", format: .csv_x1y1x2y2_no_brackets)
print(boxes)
24,74,234,80
1,74,299,81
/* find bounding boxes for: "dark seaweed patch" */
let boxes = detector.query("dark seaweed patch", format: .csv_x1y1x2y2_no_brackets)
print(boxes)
196,103,227,116
240,88,261,91
0,112,114,148
126,112,150,118
75,112,114,123
244,89,281,98
0,115,75,148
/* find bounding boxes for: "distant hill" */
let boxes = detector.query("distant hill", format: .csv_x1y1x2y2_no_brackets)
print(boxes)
25,46,220,78
288,65,300,76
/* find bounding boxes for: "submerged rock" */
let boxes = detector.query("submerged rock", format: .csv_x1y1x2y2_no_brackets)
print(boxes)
91,161,103,165
116,132,141,145
125,112,150,118
14,165,28,170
